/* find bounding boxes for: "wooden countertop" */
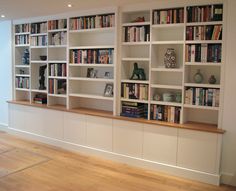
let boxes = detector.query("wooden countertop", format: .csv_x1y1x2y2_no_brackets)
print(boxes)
8,100,225,134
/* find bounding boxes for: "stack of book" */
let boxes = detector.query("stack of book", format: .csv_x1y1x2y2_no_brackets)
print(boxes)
31,22,47,34
33,94,47,104
15,77,29,89
49,63,67,77
50,31,67,45
121,83,148,100
15,35,29,45
153,8,184,24
121,102,147,118
15,24,30,33
48,19,67,30
123,26,150,42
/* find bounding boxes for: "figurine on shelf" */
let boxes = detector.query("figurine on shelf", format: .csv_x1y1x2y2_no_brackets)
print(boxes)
130,62,146,80
22,48,29,65
39,65,47,90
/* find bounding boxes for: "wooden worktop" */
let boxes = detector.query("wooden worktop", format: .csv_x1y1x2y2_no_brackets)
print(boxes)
8,100,225,134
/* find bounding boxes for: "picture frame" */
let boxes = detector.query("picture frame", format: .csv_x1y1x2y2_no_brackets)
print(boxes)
104,71,111,79
104,83,113,97
87,68,97,78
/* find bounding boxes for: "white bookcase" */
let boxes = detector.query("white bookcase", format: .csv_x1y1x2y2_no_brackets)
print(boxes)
119,3,224,129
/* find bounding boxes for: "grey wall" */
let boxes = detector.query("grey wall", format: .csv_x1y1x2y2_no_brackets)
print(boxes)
0,20,12,126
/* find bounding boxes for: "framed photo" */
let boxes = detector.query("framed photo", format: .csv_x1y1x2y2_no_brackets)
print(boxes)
104,71,111,79
87,68,97,78
104,83,113,97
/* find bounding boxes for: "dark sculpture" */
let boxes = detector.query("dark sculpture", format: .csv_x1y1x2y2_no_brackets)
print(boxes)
22,48,29,65
130,62,146,80
39,65,47,90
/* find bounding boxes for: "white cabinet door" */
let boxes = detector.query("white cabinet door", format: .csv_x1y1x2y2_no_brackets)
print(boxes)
113,120,143,158
177,129,219,173
86,116,113,151
63,112,86,145
143,124,178,165
42,109,64,140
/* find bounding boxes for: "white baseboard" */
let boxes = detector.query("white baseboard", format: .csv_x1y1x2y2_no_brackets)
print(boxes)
221,172,236,186
7,127,220,185
0,123,8,131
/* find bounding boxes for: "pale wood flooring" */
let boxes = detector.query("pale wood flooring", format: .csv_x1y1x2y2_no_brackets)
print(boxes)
0,131,235,191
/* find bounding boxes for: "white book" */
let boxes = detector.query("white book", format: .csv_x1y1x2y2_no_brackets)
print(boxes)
191,45,196,62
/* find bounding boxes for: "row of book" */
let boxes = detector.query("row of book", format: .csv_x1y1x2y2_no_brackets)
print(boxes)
185,44,221,63
153,8,184,25
15,24,30,33
49,63,67,77
186,25,222,41
121,102,148,119
123,26,150,42
15,35,29,45
49,79,66,94
187,4,223,23
121,83,148,101
151,105,181,123
49,31,67,46
185,87,220,107
31,22,47,34
15,77,29,89
70,49,114,64
30,36,47,46
70,14,115,30
33,94,47,104
48,19,67,30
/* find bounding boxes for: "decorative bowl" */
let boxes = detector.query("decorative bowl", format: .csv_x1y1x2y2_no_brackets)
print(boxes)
163,93,174,102
39,55,47,61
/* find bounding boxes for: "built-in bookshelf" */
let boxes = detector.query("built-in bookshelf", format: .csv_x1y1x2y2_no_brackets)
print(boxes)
119,3,224,129
68,11,116,114
183,4,223,127
13,3,224,131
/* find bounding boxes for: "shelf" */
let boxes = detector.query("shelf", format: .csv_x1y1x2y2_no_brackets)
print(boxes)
15,88,29,91
15,74,30,77
48,76,67,79
184,104,219,111
122,22,150,27
69,27,115,33
69,45,114,50
31,89,47,93
69,63,114,67
69,77,114,82
121,98,148,104
15,65,30,68
186,21,223,26
152,23,184,28
151,100,182,107
48,60,67,63
69,93,114,101
184,83,220,89
185,62,221,66
15,32,30,35
31,60,47,64
151,84,182,90
121,80,149,84
48,28,67,32
30,33,47,36
122,58,150,62
15,44,30,47
151,68,183,72
30,46,47,49
185,40,222,44
122,42,150,46
48,45,67,48
152,41,184,45
48,94,67,98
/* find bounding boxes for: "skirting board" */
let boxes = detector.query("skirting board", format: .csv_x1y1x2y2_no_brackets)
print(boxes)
221,172,236,187
4,126,221,185
0,123,8,131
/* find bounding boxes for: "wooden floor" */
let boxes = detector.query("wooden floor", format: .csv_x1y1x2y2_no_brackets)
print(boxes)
0,131,235,191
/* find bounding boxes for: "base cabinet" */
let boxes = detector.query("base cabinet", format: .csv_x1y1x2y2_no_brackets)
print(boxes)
143,124,178,165
177,129,220,174
8,104,222,184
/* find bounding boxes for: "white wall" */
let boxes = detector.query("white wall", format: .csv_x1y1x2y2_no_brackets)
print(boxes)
220,0,236,186
0,21,12,126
